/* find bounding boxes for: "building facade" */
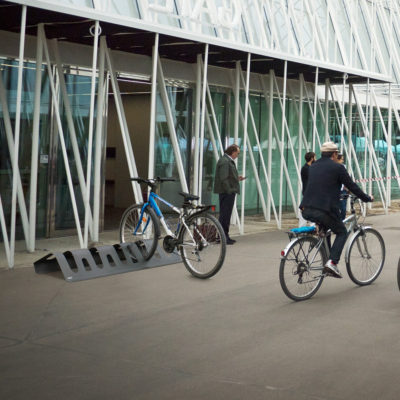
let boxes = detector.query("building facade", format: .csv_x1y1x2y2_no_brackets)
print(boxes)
1,0,399,267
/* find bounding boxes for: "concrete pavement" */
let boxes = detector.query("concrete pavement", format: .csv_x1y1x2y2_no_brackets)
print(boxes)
1,211,400,399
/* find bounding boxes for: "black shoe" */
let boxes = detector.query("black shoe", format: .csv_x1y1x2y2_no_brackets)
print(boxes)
226,239,235,245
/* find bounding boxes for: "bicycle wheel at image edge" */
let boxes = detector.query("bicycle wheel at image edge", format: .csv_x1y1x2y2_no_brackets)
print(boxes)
178,213,226,279
279,236,327,301
346,227,385,286
397,258,400,290
119,203,160,260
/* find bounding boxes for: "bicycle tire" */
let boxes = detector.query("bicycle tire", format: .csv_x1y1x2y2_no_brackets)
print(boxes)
279,236,327,301
119,203,160,260
397,257,400,291
178,212,226,279
346,227,385,286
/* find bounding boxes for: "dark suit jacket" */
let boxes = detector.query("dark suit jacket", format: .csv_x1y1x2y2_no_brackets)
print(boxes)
213,154,240,194
301,163,310,195
300,156,371,214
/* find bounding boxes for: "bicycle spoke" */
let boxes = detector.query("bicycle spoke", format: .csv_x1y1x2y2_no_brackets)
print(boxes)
280,236,326,301
179,214,226,279
347,228,385,285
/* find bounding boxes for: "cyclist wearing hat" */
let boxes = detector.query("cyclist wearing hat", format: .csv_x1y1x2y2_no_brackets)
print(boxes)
300,141,373,278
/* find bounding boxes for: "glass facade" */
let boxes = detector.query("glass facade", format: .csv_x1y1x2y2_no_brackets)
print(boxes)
0,59,51,240
1,57,400,244
53,73,97,231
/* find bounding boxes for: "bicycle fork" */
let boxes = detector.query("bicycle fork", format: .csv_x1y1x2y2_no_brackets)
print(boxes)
355,229,372,259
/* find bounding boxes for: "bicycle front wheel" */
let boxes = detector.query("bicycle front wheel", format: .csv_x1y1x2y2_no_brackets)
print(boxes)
279,236,327,301
179,213,226,279
119,203,160,260
346,227,385,286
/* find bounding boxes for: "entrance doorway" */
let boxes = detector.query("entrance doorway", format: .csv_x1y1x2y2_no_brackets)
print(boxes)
104,79,151,230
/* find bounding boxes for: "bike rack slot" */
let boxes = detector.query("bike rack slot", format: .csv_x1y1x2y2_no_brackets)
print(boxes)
34,241,182,282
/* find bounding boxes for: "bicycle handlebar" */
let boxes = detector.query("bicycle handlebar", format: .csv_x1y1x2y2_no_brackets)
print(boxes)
130,177,176,188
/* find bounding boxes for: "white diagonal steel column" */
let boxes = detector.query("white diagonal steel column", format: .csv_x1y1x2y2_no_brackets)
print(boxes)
387,83,392,207
348,83,353,178
193,54,202,196
92,35,106,242
207,81,241,232
104,40,143,203
205,110,219,161
52,39,93,236
351,86,387,205
39,25,84,247
301,76,322,150
297,74,304,206
370,87,400,201
148,33,159,181
272,73,301,185
198,44,209,203
0,72,30,253
340,74,347,153
206,84,224,155
0,195,11,266
324,79,330,141
312,67,319,151
278,61,287,229
83,20,100,247
266,70,274,221
232,69,269,222
234,62,240,146
156,56,189,192
10,5,27,267
28,25,44,253
240,53,251,234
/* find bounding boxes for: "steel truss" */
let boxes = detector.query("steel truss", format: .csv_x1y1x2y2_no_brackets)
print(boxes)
3,2,400,267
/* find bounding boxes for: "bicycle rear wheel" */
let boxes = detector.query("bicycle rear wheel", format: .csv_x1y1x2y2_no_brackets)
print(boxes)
119,203,160,260
179,213,226,279
279,236,327,301
346,227,385,286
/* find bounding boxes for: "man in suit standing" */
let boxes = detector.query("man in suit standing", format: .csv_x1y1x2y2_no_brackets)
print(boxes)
300,141,373,278
213,144,245,245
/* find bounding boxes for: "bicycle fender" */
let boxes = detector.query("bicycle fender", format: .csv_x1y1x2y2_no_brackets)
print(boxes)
344,226,372,264
281,238,300,258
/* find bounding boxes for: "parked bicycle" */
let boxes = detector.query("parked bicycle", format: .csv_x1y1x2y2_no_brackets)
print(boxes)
279,194,385,301
119,177,226,279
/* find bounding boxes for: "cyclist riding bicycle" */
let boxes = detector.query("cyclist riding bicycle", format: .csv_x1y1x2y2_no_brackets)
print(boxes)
300,141,373,278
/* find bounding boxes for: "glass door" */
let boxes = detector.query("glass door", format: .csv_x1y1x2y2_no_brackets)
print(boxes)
47,72,98,236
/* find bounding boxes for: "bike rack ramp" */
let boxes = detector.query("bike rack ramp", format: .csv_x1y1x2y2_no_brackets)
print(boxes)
34,241,182,282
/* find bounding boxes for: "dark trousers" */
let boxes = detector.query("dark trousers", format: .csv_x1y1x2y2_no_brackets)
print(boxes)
339,190,347,220
218,193,236,240
302,207,348,264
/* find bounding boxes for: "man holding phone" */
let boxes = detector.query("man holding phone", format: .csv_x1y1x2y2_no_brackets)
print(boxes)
213,144,245,245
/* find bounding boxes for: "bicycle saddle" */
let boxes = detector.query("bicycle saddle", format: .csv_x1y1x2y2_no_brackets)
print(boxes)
179,192,199,201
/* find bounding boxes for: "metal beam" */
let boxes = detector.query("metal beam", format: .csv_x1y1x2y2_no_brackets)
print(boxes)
10,5,27,267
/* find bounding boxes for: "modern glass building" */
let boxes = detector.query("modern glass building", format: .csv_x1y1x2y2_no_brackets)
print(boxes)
1,0,399,267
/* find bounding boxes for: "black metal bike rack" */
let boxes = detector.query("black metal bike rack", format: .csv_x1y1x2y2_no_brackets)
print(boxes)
34,241,182,282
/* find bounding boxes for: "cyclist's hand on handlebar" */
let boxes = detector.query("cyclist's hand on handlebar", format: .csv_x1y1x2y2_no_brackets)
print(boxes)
370,195,374,202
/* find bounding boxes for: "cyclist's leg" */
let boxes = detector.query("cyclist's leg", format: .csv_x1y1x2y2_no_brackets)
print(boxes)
325,213,348,264
303,208,347,263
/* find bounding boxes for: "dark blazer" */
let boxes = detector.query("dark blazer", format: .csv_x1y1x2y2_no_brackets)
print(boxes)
300,156,371,214
300,163,310,195
213,154,240,194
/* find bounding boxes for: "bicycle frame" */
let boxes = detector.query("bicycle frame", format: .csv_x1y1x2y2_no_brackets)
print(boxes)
136,192,182,238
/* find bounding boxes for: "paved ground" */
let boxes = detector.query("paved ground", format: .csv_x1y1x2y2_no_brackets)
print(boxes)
1,212,400,400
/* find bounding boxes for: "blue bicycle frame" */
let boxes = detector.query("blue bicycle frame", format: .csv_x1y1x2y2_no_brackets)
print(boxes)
135,192,182,238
